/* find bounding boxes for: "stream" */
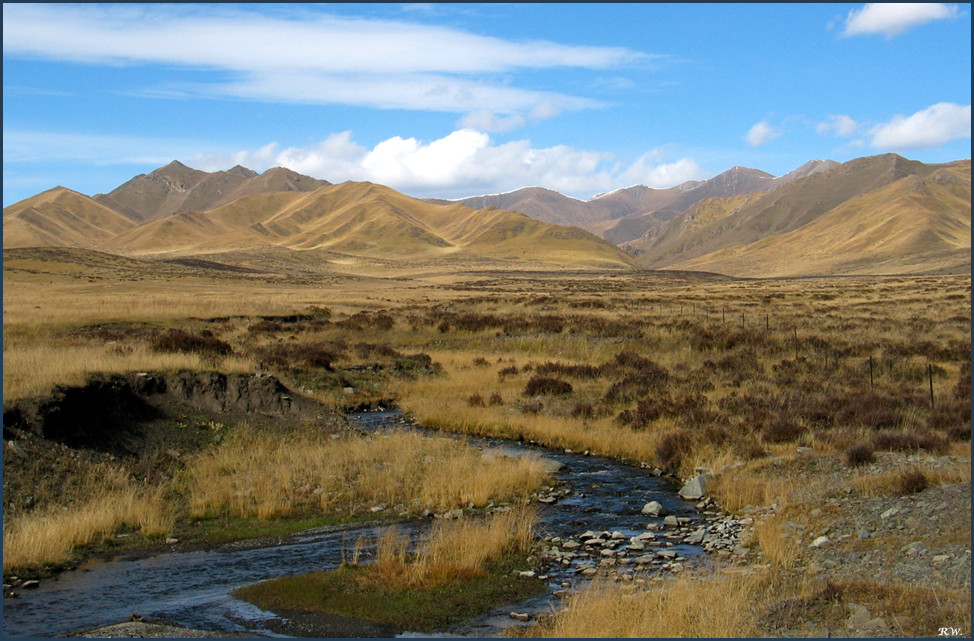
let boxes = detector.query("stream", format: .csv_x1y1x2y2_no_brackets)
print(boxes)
2,410,708,638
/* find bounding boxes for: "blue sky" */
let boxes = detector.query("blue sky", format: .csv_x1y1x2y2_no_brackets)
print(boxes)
3,3,971,207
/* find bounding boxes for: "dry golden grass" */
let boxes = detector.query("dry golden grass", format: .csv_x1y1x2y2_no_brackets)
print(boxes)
175,428,550,520
2,341,256,400
2,481,172,571
366,507,537,589
522,572,769,638
4,251,970,641
850,459,971,497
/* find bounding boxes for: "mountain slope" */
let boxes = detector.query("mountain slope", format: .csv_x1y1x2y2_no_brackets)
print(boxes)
2,187,136,248
101,181,637,269
445,164,829,244
92,161,330,223
628,155,970,277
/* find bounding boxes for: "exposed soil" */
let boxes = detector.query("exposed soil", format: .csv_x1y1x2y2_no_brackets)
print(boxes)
2,370,347,529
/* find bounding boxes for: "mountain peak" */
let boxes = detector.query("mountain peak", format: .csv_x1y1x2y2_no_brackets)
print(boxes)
227,165,258,178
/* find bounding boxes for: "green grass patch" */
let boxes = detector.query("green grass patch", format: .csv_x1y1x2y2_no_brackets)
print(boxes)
233,556,546,633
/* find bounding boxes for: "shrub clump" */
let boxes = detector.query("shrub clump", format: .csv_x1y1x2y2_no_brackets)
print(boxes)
255,341,338,370
150,328,232,357
761,416,804,444
655,429,693,475
523,376,573,397
844,443,875,468
896,468,929,495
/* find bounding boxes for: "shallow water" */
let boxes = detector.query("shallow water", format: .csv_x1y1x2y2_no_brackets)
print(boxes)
2,410,704,638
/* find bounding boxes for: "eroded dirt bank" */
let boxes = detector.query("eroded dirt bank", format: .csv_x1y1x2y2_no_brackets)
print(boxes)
3,371,346,521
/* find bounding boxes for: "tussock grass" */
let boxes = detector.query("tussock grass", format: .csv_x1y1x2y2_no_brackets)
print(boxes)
233,508,544,633
850,459,971,497
2,481,172,571
368,507,537,589
521,572,767,638
2,341,255,400
176,429,550,520
749,513,801,570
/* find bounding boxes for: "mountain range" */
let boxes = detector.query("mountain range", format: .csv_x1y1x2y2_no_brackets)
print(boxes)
3,154,970,277
2,162,635,270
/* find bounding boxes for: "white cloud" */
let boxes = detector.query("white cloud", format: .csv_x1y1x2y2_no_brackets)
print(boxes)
189,129,705,199
618,154,705,189
869,103,971,150
459,111,528,133
1,3,645,121
842,3,960,38
816,115,860,137
744,121,783,147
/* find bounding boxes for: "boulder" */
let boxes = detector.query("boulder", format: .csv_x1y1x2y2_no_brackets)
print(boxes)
679,473,712,500
641,500,667,517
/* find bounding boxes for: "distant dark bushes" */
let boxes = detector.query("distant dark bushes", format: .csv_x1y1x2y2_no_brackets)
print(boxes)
432,311,564,335
617,393,713,429
254,341,338,370
870,429,947,454
523,376,573,396
535,361,603,379
761,415,804,444
150,329,232,357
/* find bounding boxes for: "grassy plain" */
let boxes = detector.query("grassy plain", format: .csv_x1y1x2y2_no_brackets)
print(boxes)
2,247,970,635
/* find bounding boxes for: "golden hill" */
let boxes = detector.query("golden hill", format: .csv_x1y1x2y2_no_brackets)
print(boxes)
2,187,136,248
101,181,636,270
627,154,971,277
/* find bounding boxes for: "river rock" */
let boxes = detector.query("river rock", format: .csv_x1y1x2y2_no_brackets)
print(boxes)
679,473,712,500
641,501,667,516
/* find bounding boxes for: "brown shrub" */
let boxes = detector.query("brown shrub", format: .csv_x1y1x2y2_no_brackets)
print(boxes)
946,424,971,442
467,393,486,407
870,430,948,454
523,376,573,396
762,415,804,444
571,403,596,420
535,361,603,379
497,365,519,379
255,341,337,370
150,329,232,357
655,429,693,475
896,468,928,495
844,443,875,468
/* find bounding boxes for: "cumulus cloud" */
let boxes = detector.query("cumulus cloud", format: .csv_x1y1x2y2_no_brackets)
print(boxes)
1,3,645,122
868,102,971,150
744,121,783,147
842,3,960,38
189,129,706,199
816,115,860,137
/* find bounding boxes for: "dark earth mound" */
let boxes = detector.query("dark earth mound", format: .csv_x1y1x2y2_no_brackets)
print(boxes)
2,371,346,515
